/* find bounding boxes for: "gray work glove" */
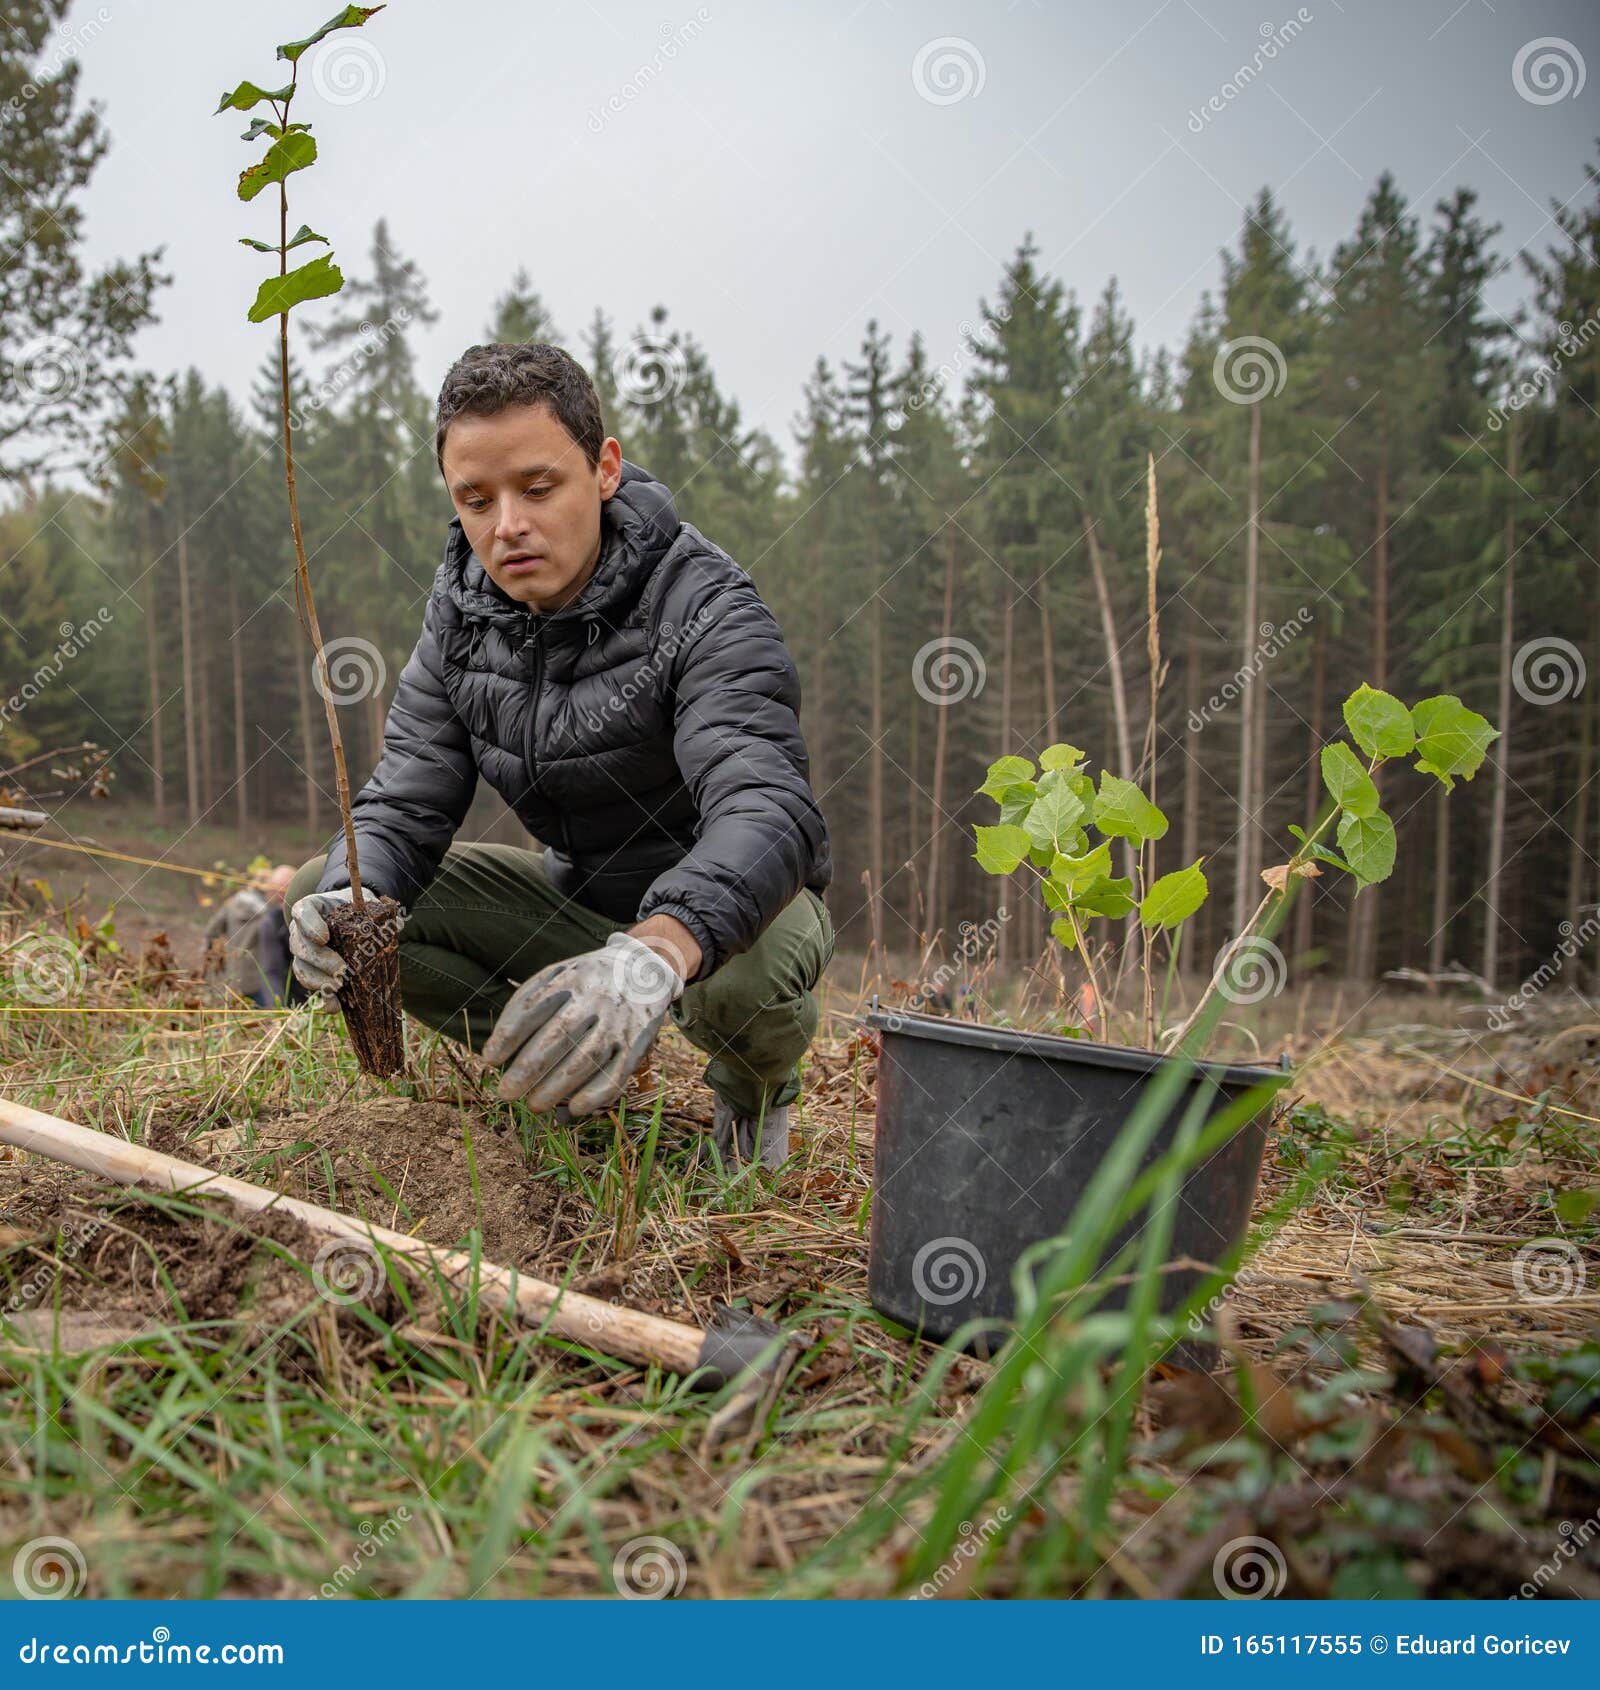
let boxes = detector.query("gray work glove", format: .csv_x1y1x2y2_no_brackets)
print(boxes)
482,931,687,1115
288,888,355,995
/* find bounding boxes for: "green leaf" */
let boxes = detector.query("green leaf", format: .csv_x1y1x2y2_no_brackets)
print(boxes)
277,4,386,63
1320,741,1378,818
1073,875,1135,920
238,224,330,255
978,756,1035,802
1023,776,1088,854
1288,824,1354,876
1411,695,1497,790
973,824,1033,876
1336,809,1397,887
237,131,318,202
997,781,1038,828
246,253,344,322
1094,773,1168,846
1139,862,1208,930
1050,842,1113,891
1050,917,1080,950
216,79,294,114
1342,684,1414,760
1038,743,1086,773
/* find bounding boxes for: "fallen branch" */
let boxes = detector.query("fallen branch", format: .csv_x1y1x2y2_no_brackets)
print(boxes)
0,1095,789,1392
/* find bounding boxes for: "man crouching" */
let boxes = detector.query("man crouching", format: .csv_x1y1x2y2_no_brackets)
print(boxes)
286,343,834,1170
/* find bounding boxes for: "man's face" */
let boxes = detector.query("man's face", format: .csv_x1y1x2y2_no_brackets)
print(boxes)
442,403,623,613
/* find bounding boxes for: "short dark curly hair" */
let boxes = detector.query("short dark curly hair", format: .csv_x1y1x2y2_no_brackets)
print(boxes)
434,343,605,474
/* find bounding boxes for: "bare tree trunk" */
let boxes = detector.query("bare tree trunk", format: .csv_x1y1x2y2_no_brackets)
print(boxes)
1038,557,1058,736
197,592,214,817
1482,428,1516,989
1293,617,1327,966
1082,513,1134,777
1232,398,1262,934
295,639,318,838
1181,611,1202,972
997,589,1015,969
143,509,166,827
231,578,248,841
1427,792,1450,974
177,515,199,827
926,529,957,934
1351,446,1390,979
869,519,885,944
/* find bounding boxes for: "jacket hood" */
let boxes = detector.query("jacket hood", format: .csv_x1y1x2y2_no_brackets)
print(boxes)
442,459,681,631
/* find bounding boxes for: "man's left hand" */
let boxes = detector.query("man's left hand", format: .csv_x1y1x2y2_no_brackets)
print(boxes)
482,930,690,1113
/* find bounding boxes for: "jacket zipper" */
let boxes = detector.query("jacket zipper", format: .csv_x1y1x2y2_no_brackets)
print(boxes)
521,619,570,856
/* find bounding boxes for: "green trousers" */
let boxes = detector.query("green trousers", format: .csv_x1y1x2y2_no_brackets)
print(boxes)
286,843,835,1118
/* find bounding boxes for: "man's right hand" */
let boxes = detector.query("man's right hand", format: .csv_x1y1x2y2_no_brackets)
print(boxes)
288,889,356,995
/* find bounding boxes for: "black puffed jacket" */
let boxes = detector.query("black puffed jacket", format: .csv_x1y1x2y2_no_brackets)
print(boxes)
315,460,832,983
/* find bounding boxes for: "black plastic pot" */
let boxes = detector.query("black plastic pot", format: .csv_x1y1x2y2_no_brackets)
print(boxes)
866,1008,1286,1349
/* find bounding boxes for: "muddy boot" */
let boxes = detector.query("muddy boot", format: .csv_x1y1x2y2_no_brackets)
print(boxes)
711,1098,790,1171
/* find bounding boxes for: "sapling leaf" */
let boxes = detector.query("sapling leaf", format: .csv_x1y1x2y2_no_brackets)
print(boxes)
1336,808,1397,886
978,756,1035,802
247,253,344,323
1094,773,1168,845
1050,842,1113,890
1050,918,1080,950
997,781,1038,828
217,78,295,113
1342,683,1414,759
974,824,1033,875
238,131,318,201
1139,862,1208,930
1411,694,1497,790
1039,743,1086,773
277,4,386,64
1319,741,1378,818
238,224,330,254
1073,875,1136,920
1023,775,1088,854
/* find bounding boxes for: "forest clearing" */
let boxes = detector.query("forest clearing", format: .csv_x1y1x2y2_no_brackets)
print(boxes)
1,0,1598,1622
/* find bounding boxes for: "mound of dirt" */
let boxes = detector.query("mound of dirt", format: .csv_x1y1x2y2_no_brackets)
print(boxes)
163,1096,572,1271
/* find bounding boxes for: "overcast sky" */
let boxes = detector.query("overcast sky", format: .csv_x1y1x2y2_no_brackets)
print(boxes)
63,0,1600,467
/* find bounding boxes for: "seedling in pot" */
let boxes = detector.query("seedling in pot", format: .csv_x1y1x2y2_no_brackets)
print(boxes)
216,5,404,1077
973,682,1497,1055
